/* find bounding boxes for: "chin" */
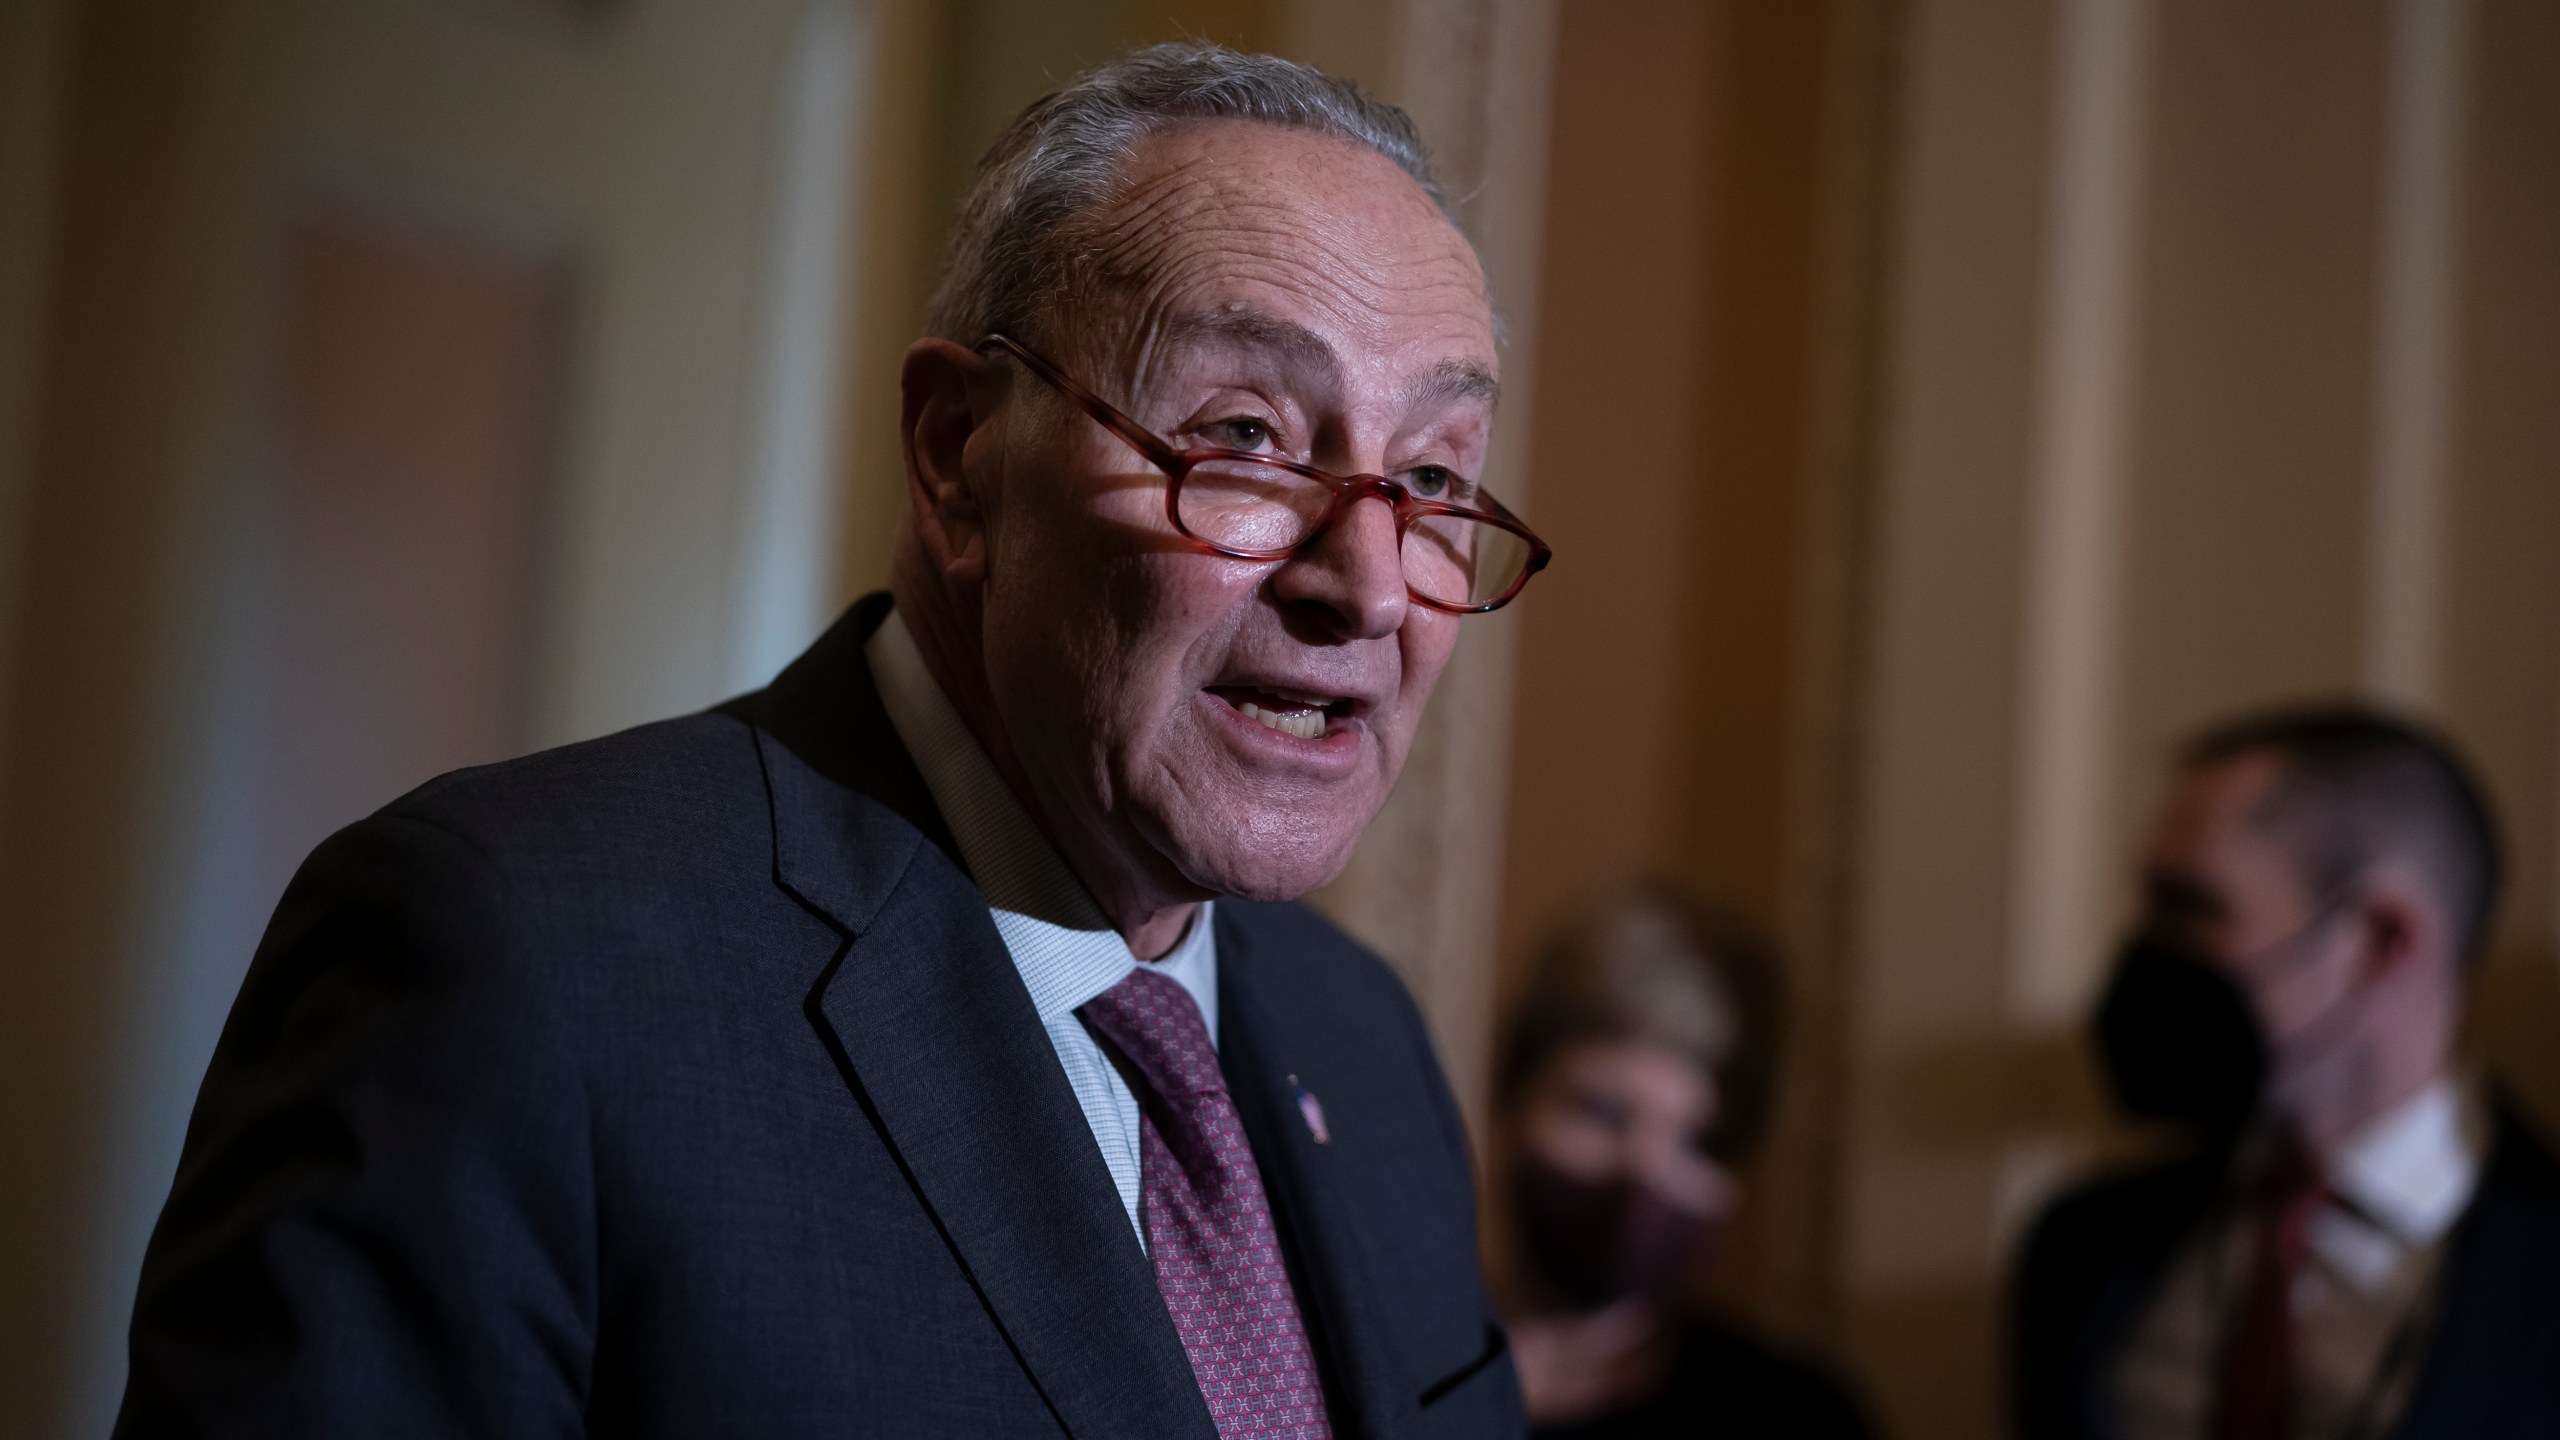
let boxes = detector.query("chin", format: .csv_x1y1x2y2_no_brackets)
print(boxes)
1155,800,1370,903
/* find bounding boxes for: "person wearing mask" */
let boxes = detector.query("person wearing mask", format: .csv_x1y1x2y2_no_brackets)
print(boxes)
1489,885,1878,1439
2015,706,2560,1440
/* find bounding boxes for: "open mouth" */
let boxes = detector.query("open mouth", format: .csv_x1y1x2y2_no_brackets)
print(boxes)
1208,685,1355,741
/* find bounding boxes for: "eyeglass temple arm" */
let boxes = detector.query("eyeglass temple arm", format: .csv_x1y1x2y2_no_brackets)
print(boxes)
977,334,1187,472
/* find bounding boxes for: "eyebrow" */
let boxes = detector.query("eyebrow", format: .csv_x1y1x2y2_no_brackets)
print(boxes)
1150,308,1499,412
1404,356,1500,410
1155,309,1342,393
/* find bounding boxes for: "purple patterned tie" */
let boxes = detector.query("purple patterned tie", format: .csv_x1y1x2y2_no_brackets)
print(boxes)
1080,966,1333,1439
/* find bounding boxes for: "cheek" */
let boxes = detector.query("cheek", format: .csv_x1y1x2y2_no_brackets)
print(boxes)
987,479,1235,720
1102,557,1262,715
1123,550,1261,644
1649,1155,1735,1221
1523,1105,1625,1181
1381,611,1461,731
2259,944,2361,1042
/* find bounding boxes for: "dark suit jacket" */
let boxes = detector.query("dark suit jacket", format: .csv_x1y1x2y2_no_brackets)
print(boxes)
2011,1099,2560,1440
1527,1314,1877,1440
117,595,1524,1439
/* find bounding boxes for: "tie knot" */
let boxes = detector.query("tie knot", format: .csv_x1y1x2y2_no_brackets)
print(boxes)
1081,965,1223,1099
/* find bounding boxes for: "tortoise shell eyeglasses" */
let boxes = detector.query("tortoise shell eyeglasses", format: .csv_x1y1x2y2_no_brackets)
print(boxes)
977,333,1551,614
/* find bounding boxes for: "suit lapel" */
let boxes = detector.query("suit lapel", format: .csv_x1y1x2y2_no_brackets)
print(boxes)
1216,906,1499,1440
735,597,1214,1439
1218,992,1406,1438
810,855,1212,1437
2077,1162,2222,1440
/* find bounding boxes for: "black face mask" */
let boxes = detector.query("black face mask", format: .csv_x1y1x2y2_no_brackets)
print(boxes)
1510,1157,1712,1314
2091,932,2269,1137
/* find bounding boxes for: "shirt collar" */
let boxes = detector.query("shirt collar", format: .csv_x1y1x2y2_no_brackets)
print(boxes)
863,609,1216,1031
2327,1075,2480,1247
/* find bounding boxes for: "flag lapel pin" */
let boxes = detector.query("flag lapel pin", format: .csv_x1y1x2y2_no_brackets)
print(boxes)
1288,1074,1331,1145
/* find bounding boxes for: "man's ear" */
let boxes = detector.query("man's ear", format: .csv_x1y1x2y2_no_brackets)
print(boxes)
900,337,1002,586
2354,856,2447,982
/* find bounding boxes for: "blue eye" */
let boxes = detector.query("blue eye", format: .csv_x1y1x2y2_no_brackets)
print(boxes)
1209,417,1274,452
1407,465,1456,499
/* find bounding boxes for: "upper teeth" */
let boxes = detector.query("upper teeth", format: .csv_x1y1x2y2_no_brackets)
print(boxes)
1240,700,1327,739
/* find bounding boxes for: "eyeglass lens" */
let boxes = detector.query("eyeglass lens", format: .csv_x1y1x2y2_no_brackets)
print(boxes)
1176,455,1534,609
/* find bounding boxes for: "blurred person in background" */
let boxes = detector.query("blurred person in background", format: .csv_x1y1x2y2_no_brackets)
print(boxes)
112,44,1548,1438
1489,883,1878,1439
2015,706,2560,1440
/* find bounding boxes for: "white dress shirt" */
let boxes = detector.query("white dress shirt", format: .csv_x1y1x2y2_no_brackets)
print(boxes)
2310,1076,2478,1289
2113,1076,2483,1440
865,609,1216,1249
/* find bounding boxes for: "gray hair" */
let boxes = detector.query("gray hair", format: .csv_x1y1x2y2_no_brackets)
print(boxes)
924,43,1450,347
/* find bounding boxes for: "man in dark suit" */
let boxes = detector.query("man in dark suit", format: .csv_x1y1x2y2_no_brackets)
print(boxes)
116,44,1549,1438
2014,707,2560,1440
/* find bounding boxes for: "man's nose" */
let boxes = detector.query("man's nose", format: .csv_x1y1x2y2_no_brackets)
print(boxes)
1268,492,1408,640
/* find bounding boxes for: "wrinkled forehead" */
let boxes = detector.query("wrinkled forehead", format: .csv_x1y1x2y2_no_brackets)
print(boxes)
1064,120,1498,398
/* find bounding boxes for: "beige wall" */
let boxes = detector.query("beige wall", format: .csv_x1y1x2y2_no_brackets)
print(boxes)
0,0,75,838
1840,0,2560,1435
1494,0,1880,1337
0,1,847,1431
8,4,2555,1438
2439,0,2560,1123
1497,1,2560,1437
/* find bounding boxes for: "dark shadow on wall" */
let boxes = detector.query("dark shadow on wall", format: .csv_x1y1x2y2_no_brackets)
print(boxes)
1845,1280,2002,1440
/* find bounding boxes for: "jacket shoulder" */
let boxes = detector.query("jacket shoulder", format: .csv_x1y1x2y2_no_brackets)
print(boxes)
317,705,936,955
382,711,772,866
2483,1097,2560,1200
2393,1101,2560,1436
2012,1150,2225,1430
2025,1152,2220,1264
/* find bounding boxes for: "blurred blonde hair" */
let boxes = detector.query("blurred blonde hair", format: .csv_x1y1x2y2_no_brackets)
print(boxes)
1496,882,1785,1161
